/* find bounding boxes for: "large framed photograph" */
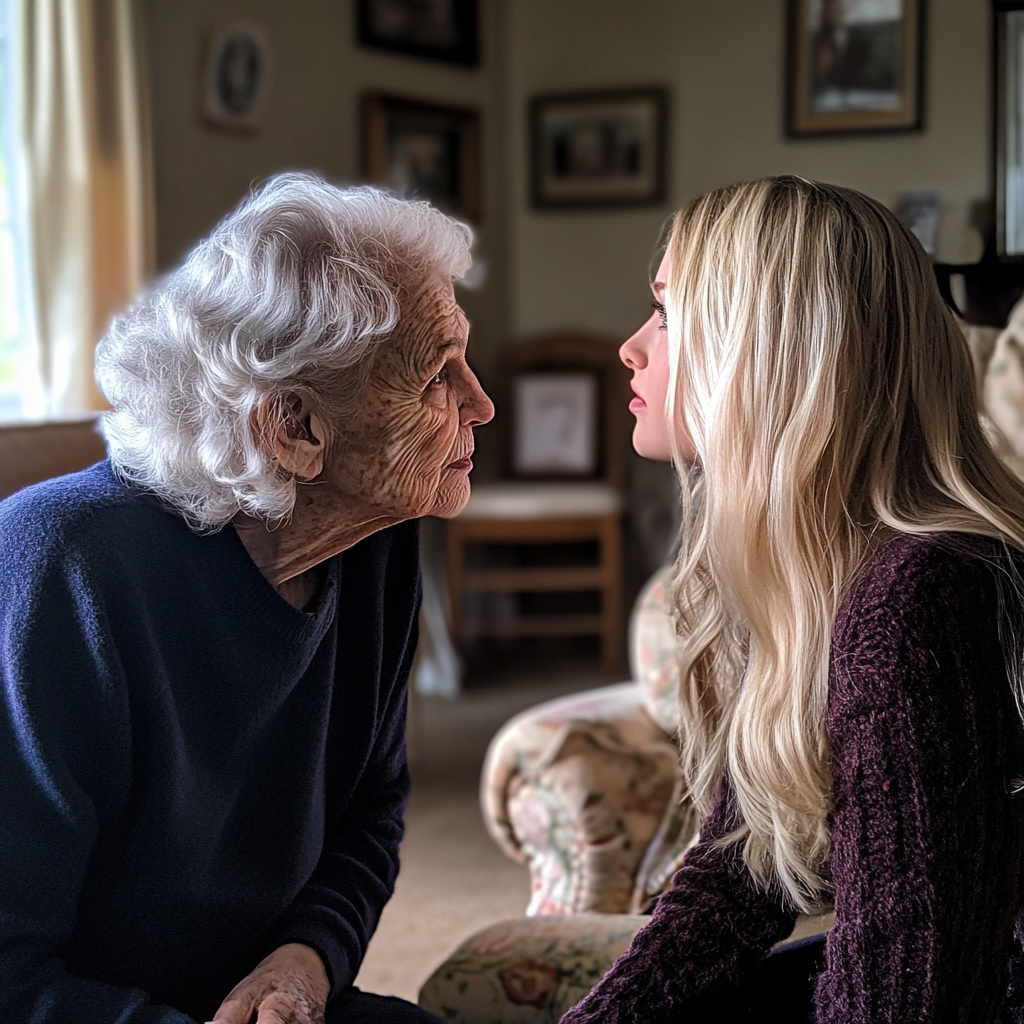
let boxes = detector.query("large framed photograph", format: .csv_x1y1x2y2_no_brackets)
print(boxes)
530,88,669,210
512,372,599,477
355,0,479,67
786,0,924,136
361,94,481,221
202,22,272,131
997,2,1024,254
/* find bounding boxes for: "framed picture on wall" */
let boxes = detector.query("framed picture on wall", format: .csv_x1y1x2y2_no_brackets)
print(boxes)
202,22,272,131
786,0,925,136
530,88,669,210
997,2,1024,254
361,94,481,221
355,0,479,67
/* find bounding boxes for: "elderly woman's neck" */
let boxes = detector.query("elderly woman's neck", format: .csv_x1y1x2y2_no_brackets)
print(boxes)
232,497,402,609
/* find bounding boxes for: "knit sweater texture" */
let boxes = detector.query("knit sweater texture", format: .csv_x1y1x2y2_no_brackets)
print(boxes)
561,533,1024,1023
0,461,420,1024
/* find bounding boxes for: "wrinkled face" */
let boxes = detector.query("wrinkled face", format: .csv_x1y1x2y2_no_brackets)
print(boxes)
323,274,494,520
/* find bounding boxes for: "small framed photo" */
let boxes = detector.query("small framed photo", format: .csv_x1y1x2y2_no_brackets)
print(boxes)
530,88,669,210
356,0,479,67
361,94,481,220
513,372,599,477
895,190,940,256
202,22,272,131
786,0,924,136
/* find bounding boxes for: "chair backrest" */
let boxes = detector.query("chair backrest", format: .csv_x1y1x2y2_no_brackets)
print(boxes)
0,416,107,502
497,331,632,489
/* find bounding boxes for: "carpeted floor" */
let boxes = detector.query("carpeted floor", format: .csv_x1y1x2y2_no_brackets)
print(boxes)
354,660,624,1003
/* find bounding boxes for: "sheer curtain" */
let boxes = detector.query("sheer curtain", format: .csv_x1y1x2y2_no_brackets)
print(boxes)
14,0,153,414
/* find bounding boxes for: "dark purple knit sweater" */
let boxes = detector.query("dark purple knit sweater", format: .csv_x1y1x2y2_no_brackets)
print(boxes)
561,533,1024,1023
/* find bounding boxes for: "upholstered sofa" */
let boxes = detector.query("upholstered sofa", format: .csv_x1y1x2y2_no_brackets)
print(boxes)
0,415,105,501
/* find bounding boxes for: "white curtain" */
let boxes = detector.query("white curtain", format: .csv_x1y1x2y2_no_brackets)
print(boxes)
15,0,153,414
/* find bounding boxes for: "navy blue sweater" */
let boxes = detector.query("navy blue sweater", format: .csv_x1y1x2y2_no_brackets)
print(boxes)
0,461,420,1023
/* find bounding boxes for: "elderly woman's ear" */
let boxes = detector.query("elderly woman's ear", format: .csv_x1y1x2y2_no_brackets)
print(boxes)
254,392,326,482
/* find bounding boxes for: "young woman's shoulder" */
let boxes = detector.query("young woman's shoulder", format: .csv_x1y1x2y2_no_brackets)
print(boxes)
837,531,1012,639
830,531,1018,721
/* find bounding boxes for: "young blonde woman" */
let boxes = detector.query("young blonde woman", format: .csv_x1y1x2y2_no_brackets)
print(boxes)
562,176,1024,1022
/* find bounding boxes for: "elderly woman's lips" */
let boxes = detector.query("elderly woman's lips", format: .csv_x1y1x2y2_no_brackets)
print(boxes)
448,455,473,471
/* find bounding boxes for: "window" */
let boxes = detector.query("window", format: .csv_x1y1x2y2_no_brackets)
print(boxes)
0,0,40,419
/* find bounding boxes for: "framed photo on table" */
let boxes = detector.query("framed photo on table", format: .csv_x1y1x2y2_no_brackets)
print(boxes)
355,0,479,67
530,88,669,210
361,94,482,221
786,0,924,136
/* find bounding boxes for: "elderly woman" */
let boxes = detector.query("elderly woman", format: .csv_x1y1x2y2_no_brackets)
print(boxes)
0,174,492,1024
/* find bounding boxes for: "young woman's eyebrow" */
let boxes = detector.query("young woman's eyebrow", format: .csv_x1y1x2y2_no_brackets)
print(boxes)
652,280,666,300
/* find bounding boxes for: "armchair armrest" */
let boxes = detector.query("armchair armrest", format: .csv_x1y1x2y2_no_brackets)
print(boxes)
418,914,647,1024
480,684,683,915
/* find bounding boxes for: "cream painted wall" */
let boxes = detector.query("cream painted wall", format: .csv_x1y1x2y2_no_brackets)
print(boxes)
139,0,509,386
139,0,994,412
506,0,990,340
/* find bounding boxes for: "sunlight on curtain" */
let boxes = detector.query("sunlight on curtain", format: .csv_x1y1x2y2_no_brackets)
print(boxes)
0,0,42,418
14,0,153,416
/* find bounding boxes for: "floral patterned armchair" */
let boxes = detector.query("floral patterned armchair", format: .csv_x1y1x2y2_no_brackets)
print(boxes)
477,564,696,918
417,565,702,1022
418,564,835,1022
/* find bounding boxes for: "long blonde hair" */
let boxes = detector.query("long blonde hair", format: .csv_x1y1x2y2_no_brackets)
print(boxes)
666,176,1024,911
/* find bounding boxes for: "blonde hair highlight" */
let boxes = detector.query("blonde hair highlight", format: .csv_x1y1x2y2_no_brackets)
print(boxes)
666,176,1024,911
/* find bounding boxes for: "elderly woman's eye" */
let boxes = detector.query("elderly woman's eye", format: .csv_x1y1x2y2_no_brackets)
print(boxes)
429,369,447,387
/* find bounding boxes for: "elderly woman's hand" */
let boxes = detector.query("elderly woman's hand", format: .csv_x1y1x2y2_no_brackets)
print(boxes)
207,943,329,1024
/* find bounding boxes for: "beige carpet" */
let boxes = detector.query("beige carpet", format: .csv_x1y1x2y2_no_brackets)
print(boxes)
354,664,623,1003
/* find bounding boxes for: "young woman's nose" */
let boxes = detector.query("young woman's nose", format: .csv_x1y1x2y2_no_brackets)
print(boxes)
620,326,649,371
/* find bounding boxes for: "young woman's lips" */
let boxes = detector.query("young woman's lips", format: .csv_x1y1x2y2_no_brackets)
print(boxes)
629,396,646,412
448,455,473,471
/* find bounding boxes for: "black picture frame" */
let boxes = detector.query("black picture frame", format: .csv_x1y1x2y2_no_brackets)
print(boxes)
786,0,925,137
361,93,482,221
529,87,669,211
355,0,479,67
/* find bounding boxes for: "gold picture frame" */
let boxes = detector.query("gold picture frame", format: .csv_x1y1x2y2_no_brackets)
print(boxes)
786,0,924,137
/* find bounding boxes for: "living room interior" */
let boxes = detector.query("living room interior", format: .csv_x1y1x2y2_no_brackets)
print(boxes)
2,0,1021,1020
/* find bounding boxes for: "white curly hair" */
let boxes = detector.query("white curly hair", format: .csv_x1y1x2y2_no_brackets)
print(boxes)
95,172,473,530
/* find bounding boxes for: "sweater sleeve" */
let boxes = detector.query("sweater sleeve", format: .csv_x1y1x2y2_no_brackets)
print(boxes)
817,539,1024,1022
560,779,798,1023
261,521,419,998
0,529,197,1023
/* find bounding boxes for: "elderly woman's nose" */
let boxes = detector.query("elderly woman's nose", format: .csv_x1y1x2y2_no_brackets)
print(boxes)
460,369,494,427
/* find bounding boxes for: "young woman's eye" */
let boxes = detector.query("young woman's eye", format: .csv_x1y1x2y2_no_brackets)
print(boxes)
652,301,668,329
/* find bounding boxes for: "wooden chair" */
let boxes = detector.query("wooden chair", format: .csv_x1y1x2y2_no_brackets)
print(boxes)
0,415,106,501
446,332,631,672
